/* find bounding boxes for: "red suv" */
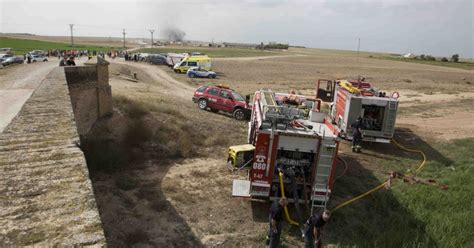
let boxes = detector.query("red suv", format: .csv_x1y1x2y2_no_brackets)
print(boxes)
192,85,251,120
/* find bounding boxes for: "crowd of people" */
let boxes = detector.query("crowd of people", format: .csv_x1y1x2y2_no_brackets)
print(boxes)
17,49,127,67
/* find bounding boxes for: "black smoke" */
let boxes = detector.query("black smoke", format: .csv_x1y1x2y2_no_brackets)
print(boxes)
162,27,186,42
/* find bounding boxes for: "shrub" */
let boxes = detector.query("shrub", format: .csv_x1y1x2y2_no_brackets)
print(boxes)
441,57,449,62
419,54,425,60
451,54,459,62
425,55,436,61
124,119,152,147
113,96,147,119
178,135,194,158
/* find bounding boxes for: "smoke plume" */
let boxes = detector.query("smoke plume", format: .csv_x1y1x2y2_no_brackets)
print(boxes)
162,27,186,42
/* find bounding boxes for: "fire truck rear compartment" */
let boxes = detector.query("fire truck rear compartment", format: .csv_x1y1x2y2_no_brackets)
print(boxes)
361,104,385,131
270,150,315,202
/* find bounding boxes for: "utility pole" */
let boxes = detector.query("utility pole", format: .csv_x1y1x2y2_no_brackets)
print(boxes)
122,29,126,49
357,37,361,81
149,29,155,47
69,24,74,47
357,37,361,60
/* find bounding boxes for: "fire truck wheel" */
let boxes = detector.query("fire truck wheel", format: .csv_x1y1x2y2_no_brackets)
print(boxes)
198,99,208,110
233,108,245,120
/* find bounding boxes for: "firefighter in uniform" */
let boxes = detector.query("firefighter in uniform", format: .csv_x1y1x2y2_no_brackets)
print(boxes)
304,210,331,248
267,197,288,247
351,117,363,152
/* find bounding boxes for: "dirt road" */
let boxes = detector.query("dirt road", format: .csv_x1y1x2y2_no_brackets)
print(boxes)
112,59,194,99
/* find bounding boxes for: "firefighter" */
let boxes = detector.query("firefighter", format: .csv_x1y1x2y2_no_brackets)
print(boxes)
351,117,363,152
267,197,288,247
303,210,331,248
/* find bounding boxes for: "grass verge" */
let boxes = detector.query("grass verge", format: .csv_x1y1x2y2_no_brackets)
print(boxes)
325,138,474,247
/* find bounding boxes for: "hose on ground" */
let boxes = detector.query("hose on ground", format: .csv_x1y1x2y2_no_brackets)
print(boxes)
335,156,349,181
331,138,427,212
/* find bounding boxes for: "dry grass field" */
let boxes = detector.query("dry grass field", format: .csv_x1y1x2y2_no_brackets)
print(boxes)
56,47,474,246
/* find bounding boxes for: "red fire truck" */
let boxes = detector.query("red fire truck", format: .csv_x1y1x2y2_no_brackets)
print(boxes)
317,79,399,143
232,88,339,215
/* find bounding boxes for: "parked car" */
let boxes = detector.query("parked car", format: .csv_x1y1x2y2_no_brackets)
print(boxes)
31,54,48,62
29,50,46,56
138,53,150,61
187,67,217,78
1,56,24,66
0,48,12,53
148,54,167,65
0,53,13,62
192,85,251,120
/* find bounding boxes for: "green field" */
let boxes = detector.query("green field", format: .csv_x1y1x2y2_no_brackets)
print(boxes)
318,136,474,247
0,37,120,54
138,47,283,58
371,54,474,70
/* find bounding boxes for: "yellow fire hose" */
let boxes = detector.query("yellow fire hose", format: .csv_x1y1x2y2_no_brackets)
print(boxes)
278,170,299,226
331,138,427,212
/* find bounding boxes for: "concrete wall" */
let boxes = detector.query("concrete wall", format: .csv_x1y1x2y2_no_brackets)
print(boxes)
64,57,112,135
0,68,106,246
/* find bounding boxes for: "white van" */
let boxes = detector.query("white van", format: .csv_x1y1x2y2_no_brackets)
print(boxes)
173,55,212,73
166,53,187,67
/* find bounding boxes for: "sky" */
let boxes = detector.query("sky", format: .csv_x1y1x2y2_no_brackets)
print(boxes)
0,0,473,57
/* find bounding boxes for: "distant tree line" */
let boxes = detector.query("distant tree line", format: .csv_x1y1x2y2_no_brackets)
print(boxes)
256,42,289,50
415,53,460,62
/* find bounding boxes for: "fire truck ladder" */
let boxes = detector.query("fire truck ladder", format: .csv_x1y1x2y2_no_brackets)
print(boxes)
311,137,337,214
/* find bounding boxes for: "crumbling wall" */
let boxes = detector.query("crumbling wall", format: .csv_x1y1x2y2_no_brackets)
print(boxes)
64,57,112,135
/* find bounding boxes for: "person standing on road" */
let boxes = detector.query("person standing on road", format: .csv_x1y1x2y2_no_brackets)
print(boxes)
267,197,288,248
59,56,66,66
304,210,331,248
66,56,76,66
351,117,363,152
